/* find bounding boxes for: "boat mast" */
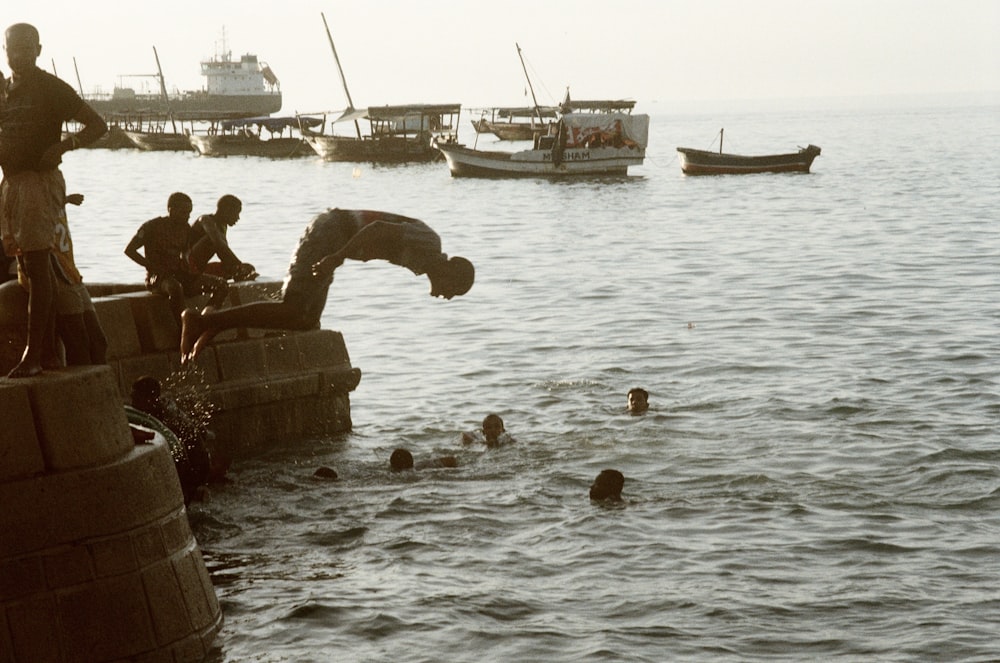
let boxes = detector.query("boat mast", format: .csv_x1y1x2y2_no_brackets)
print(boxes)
516,43,544,125
320,12,361,139
152,46,177,134
720,128,724,154
72,57,84,95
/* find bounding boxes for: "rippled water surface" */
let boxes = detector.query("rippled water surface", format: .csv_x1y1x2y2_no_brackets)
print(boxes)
63,100,999,662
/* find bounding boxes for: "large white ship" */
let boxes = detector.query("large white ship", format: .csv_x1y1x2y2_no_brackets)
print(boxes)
85,48,282,119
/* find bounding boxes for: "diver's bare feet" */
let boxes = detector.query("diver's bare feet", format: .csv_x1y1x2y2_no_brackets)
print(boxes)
180,308,204,363
191,329,219,361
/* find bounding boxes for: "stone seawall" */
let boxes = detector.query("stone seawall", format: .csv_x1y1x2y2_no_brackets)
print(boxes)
1,366,222,662
0,280,361,661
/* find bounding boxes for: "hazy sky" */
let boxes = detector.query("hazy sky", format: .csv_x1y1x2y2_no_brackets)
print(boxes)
8,0,1000,113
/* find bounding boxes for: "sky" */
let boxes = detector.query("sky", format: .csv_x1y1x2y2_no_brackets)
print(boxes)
6,0,1000,114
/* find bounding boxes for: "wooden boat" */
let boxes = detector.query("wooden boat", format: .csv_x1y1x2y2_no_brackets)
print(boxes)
677,129,821,175
124,129,193,152
435,45,648,178
436,110,649,177
300,103,461,163
189,116,319,158
300,13,460,163
470,106,558,141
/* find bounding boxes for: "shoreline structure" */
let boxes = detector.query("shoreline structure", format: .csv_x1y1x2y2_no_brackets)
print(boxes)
0,281,360,661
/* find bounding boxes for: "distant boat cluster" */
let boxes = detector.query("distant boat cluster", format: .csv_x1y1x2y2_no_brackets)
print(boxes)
72,25,818,178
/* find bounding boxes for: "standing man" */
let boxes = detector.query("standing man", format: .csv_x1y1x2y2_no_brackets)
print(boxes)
0,23,107,377
180,207,475,362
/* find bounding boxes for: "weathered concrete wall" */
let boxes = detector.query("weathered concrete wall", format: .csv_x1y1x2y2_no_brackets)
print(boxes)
0,280,361,661
90,280,362,455
2,280,361,455
0,366,222,662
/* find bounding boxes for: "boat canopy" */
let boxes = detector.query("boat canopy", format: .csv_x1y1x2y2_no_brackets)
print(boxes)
562,112,650,149
496,106,559,119
366,103,462,119
221,115,322,131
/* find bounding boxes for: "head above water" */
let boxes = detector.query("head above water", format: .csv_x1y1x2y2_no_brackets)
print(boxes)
481,414,505,445
131,375,162,412
390,448,414,471
627,387,649,413
4,23,40,76
428,256,474,300
589,469,625,502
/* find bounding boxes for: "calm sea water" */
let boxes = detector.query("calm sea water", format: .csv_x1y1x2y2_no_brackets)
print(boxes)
62,99,999,662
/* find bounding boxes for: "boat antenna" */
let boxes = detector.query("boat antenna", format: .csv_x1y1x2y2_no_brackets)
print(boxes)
320,12,361,139
516,43,543,125
152,46,178,134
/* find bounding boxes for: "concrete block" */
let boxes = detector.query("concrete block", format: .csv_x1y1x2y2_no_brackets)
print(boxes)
141,559,194,645
230,280,282,305
210,373,319,411
55,573,157,661
0,607,12,663
6,595,60,663
115,353,174,399
86,282,146,297
264,335,303,376
213,338,267,382
133,521,168,569
92,295,142,360
170,632,209,663
173,549,219,632
165,345,220,386
296,329,352,368
90,533,138,578
28,366,133,471
0,556,46,600
319,365,363,393
0,383,44,481
119,292,180,353
43,544,94,589
0,443,183,560
160,512,193,555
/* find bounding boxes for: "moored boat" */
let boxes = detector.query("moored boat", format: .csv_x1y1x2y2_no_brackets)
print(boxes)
83,36,281,118
300,104,461,163
470,106,558,141
301,13,460,163
436,110,649,177
124,129,193,152
676,130,821,175
189,116,319,158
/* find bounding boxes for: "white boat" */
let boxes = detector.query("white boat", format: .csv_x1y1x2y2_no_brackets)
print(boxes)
83,34,281,118
435,110,649,177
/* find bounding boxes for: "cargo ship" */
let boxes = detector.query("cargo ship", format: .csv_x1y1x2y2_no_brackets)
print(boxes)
84,47,282,119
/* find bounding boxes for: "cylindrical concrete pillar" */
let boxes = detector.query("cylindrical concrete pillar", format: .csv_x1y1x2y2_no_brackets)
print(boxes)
0,366,222,662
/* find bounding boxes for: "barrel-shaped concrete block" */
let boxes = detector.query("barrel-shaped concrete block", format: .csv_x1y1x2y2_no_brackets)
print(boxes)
296,329,352,368
116,352,176,399
92,295,142,360
27,366,133,471
0,384,44,481
119,292,180,352
0,441,183,559
214,338,267,382
264,335,304,376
